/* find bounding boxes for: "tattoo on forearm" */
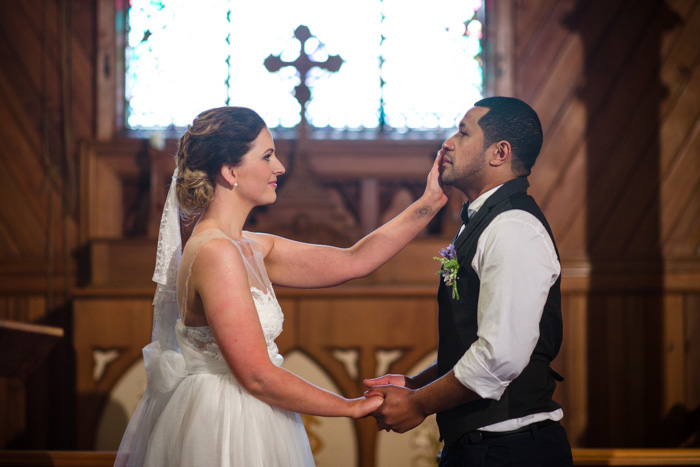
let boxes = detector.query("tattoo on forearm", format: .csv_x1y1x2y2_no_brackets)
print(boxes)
416,205,432,217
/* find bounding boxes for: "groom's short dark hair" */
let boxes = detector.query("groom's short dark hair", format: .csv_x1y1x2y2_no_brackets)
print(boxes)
474,97,543,176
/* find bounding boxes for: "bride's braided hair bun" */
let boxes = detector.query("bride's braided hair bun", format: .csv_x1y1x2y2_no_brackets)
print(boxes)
175,106,267,213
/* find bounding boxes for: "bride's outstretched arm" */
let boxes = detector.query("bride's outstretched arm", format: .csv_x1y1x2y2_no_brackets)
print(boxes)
193,240,382,418
257,152,448,288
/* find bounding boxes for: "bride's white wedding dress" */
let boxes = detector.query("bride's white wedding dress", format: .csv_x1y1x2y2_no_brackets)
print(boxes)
116,229,314,466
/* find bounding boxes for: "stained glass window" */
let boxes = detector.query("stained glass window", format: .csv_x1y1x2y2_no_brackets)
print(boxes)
125,0,484,132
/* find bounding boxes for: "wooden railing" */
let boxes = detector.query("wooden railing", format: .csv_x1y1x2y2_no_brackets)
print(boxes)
1,449,700,466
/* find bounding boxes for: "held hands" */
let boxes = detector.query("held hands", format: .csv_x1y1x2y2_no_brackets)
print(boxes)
348,395,384,419
362,374,427,433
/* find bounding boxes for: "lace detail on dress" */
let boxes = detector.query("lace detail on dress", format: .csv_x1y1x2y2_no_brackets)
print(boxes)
180,286,284,362
181,326,223,360
251,287,283,344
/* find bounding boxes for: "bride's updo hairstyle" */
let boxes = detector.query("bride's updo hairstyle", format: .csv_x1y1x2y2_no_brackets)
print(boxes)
176,106,267,213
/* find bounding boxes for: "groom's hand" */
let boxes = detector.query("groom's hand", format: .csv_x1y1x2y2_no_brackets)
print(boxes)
364,384,426,433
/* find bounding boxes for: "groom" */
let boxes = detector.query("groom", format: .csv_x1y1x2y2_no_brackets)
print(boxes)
365,97,573,466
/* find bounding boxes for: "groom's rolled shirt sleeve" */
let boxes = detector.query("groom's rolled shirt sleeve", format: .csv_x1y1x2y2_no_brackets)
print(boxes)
452,211,561,400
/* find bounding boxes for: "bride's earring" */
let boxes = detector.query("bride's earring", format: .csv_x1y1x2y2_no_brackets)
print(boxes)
234,182,238,188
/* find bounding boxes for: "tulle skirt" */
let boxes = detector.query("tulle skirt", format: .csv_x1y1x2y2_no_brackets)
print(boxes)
115,342,314,467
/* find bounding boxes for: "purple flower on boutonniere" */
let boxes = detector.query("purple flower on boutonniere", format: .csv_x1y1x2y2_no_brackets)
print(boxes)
434,243,460,300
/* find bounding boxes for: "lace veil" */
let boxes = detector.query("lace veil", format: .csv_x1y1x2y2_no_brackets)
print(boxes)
115,168,184,466
151,168,182,352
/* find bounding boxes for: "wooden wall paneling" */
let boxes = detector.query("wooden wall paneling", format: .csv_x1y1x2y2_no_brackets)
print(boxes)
89,151,126,239
0,222,21,258
509,0,588,256
663,294,686,415
660,131,700,256
513,0,560,62
0,90,69,261
659,106,700,189
586,294,645,446
526,38,585,224
512,0,621,257
0,50,59,197
559,292,589,446
686,294,700,412
485,0,515,96
532,96,586,219
515,0,580,106
0,63,42,159
88,239,156,287
0,47,59,167
658,62,700,254
68,6,96,140
0,0,81,269
96,0,116,141
662,182,700,257
581,13,669,255
659,3,700,118
658,9,700,152
627,294,658,442
81,140,147,240
14,0,94,139
0,1,63,152
69,0,98,56
0,89,58,219
658,59,700,256
1,0,91,200
538,145,588,257
527,33,582,142
0,1,60,92
0,163,46,258
658,291,700,447
0,377,25,448
568,0,650,139
592,17,688,257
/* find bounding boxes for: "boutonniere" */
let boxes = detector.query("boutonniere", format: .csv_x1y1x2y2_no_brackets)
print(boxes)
434,243,460,300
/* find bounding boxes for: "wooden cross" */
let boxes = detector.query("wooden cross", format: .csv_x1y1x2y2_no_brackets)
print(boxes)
264,25,343,137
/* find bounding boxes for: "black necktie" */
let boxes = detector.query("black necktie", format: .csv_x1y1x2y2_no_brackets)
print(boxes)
460,203,471,225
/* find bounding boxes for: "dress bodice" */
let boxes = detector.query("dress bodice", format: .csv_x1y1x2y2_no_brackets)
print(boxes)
175,229,285,371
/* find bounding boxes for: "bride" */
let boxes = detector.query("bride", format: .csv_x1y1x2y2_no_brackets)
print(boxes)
115,106,447,466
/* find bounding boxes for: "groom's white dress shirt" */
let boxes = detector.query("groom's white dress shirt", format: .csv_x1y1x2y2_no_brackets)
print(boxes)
452,184,564,432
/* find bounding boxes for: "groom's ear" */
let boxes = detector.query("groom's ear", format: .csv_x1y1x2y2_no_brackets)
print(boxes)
488,141,511,167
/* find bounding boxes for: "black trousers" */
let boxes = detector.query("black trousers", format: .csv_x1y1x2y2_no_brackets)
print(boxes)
438,421,574,467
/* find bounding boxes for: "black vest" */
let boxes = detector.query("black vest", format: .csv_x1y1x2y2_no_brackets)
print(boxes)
436,177,563,445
